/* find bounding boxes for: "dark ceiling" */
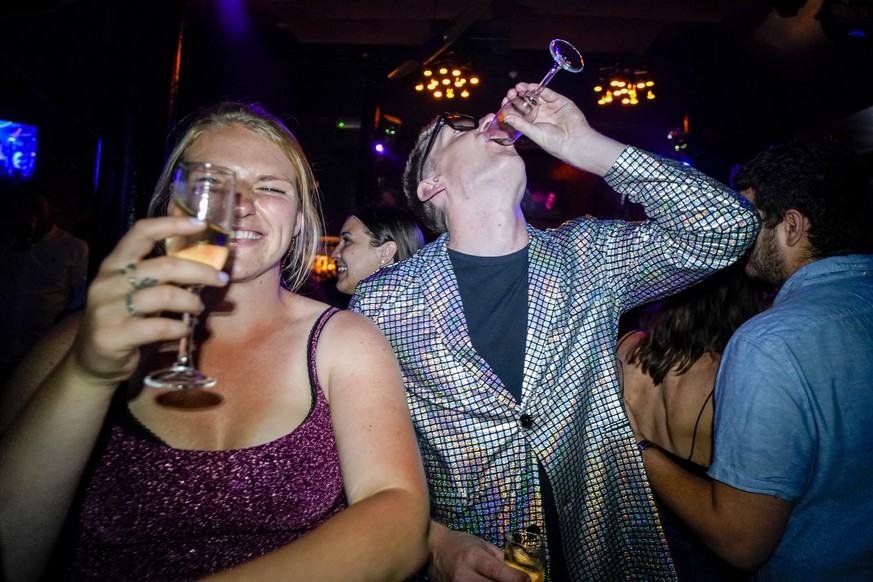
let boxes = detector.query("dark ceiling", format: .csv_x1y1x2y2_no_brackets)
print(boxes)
2,0,872,238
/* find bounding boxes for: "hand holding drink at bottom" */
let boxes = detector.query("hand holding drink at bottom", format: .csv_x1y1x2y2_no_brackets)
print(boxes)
504,528,545,582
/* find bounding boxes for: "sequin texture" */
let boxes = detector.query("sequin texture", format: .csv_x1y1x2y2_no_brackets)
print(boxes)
350,147,759,580
71,308,347,580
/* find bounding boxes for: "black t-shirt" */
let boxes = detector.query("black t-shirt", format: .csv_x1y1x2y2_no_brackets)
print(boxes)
449,246,570,580
448,246,527,401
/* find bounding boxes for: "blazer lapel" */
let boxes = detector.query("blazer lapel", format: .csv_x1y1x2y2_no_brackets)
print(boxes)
421,236,513,403
523,226,565,403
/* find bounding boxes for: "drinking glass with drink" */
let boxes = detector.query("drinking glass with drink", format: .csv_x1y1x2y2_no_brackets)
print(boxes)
504,527,545,582
144,161,236,393
483,39,584,146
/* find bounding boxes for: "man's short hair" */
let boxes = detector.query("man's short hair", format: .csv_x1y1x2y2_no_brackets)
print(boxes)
402,118,448,233
732,137,873,257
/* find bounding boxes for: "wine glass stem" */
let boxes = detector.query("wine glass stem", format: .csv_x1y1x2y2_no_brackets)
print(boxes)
527,64,561,100
175,286,204,369
177,312,194,367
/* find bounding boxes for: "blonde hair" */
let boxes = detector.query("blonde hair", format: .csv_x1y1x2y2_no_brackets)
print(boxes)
149,102,323,292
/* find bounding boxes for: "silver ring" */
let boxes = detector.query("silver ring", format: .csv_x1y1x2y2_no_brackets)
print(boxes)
121,263,139,291
134,277,159,291
122,267,158,292
126,289,144,318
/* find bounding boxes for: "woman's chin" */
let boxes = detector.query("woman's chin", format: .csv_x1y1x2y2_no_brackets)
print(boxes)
333,276,351,295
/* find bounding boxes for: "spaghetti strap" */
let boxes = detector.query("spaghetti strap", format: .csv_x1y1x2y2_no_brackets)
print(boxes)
687,387,715,461
307,307,342,389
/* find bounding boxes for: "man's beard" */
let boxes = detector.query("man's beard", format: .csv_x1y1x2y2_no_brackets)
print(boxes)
745,226,784,287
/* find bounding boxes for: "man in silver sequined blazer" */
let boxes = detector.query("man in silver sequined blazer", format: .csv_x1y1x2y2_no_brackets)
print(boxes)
349,83,760,581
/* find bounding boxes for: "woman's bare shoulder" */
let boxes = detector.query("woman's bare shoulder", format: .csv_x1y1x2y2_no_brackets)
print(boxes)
616,330,644,360
282,296,386,352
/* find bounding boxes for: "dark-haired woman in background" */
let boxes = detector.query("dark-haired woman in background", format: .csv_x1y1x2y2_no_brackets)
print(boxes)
618,262,770,580
331,204,424,295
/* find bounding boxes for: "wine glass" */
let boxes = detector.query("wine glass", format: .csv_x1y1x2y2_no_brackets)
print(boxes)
144,161,236,392
484,39,584,145
504,528,545,582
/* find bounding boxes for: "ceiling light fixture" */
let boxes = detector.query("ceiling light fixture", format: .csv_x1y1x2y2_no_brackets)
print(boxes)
594,66,655,106
415,63,479,99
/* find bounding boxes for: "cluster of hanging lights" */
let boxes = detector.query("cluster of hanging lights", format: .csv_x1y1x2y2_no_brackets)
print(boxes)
415,64,479,99
594,66,655,106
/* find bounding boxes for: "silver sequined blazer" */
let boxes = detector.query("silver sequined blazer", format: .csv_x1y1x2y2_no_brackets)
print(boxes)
350,147,759,580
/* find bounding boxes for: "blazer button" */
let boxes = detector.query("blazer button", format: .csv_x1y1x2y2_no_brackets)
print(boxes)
520,414,533,429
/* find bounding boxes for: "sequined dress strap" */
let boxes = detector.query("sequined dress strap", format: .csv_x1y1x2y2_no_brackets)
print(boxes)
308,307,341,391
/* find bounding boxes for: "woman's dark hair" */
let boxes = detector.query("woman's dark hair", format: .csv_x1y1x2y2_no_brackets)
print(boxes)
626,263,770,385
732,137,873,257
352,204,425,262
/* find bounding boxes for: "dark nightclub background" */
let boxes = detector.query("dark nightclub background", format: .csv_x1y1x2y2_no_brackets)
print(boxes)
2,0,872,265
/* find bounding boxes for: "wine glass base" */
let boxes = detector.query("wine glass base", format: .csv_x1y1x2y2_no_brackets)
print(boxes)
144,365,217,390
155,388,223,409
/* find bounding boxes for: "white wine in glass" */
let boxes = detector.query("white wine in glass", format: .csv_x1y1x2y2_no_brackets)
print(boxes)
144,162,236,391
484,39,584,146
504,528,545,582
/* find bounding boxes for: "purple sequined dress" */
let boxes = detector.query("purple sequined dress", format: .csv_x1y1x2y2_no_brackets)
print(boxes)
71,308,347,580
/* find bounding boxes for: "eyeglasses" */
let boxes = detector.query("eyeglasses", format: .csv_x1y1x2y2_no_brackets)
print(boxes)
418,113,479,181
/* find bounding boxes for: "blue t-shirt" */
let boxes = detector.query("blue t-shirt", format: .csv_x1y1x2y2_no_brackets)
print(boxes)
709,255,873,581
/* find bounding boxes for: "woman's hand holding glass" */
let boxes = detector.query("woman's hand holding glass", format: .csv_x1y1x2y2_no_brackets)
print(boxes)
69,216,229,390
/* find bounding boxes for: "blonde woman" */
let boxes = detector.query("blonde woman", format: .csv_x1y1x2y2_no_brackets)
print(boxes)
0,102,428,581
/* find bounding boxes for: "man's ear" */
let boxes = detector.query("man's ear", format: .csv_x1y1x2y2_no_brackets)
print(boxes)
782,208,811,248
417,177,446,203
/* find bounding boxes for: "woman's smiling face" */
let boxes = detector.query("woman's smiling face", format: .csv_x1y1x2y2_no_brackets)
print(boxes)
330,216,387,294
185,124,302,284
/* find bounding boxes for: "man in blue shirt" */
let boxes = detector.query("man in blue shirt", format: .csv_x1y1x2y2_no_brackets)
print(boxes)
632,138,873,580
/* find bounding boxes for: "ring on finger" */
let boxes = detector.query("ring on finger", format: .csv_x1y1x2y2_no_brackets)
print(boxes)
124,273,159,292
134,277,159,290
126,289,144,318
121,263,139,291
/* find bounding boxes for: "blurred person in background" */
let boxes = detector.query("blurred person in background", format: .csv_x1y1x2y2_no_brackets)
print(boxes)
631,138,873,580
0,180,89,386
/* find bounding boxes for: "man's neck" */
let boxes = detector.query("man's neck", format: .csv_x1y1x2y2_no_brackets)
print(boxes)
446,205,529,256
781,239,816,282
